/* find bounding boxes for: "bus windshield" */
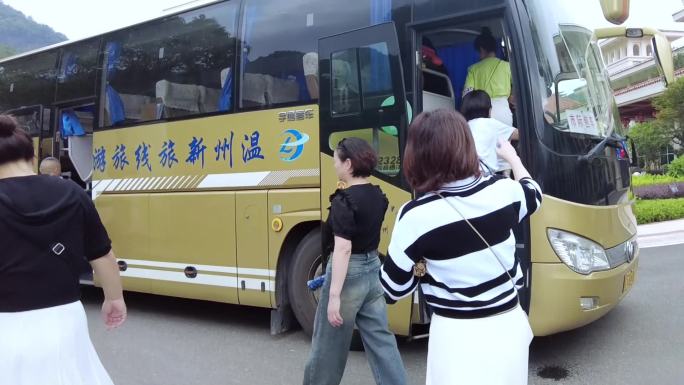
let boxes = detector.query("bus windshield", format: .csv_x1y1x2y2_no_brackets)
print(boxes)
525,0,624,142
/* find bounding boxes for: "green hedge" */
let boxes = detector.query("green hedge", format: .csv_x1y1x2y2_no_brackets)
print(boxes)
634,198,684,224
667,156,684,178
632,174,684,188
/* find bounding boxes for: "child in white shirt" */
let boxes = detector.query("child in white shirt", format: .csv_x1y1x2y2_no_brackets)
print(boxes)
461,90,519,173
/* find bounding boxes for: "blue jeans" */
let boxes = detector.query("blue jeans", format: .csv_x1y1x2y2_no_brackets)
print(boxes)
303,252,408,385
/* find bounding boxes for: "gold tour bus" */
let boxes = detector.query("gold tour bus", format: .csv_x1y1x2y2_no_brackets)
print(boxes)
0,0,674,339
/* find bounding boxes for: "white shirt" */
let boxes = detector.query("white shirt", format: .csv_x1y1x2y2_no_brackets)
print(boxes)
467,117,516,171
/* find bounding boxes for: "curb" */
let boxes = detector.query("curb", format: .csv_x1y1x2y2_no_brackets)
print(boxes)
637,219,684,249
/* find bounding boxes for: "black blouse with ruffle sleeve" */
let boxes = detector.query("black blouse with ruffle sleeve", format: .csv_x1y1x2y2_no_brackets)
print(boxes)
323,183,389,255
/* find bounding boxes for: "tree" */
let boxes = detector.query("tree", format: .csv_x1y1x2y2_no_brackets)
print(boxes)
0,3,66,55
653,76,684,148
0,44,16,59
629,121,671,172
675,52,684,70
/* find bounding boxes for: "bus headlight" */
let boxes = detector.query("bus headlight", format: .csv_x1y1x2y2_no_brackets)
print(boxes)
547,229,610,274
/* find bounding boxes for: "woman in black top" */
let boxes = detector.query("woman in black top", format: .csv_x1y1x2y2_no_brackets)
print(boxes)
303,138,408,385
0,115,126,385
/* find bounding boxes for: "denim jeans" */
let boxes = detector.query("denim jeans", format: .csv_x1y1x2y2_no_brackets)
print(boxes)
303,252,408,385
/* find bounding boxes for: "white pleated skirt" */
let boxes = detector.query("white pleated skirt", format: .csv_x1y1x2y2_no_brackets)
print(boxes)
0,301,114,385
426,305,533,385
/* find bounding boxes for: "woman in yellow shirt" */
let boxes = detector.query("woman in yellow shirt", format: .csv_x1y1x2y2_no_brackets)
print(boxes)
463,28,513,126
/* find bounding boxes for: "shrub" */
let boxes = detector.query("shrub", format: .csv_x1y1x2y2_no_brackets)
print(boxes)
629,121,671,172
667,156,684,178
633,182,684,199
634,198,684,224
632,174,684,187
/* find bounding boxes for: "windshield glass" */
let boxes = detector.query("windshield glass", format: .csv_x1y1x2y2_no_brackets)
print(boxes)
11,108,41,137
524,0,624,141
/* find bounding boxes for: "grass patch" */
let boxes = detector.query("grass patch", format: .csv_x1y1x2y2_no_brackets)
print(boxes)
634,198,684,224
632,174,684,187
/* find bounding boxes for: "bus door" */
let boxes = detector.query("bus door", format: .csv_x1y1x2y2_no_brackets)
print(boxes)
408,12,512,115
409,12,534,311
4,105,51,170
55,103,96,188
318,22,414,336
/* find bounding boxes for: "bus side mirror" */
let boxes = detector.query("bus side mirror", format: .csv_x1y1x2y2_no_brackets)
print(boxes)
652,33,675,86
599,0,630,25
594,27,675,85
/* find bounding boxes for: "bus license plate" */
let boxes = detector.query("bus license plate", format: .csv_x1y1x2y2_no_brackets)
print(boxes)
623,269,636,293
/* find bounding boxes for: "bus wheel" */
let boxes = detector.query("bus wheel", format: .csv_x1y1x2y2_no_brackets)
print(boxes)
288,229,322,337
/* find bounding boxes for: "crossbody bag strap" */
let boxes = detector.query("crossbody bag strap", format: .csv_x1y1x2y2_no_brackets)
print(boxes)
436,192,519,294
484,59,502,94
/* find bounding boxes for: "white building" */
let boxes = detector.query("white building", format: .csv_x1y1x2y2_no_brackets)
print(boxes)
600,35,663,76
599,30,684,124
675,0,684,22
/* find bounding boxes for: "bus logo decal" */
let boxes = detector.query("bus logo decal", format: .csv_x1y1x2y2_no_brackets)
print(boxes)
279,129,309,162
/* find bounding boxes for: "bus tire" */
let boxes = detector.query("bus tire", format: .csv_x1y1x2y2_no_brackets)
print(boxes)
288,229,322,337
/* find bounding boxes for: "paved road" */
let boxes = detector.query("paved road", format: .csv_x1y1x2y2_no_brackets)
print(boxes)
84,244,684,385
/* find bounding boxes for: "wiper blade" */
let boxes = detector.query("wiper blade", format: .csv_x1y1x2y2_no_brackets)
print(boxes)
578,134,624,162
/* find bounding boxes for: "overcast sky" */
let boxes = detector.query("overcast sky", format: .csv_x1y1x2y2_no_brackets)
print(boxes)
3,0,216,40
4,0,684,41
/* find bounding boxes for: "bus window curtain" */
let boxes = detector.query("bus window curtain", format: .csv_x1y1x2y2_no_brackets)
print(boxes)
105,85,125,124
105,42,125,125
437,39,506,110
240,3,257,107
59,52,77,83
219,69,233,111
369,0,392,94
296,70,311,102
437,44,479,110
60,110,85,137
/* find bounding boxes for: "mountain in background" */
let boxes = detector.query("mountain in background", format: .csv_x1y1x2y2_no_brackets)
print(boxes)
0,2,67,59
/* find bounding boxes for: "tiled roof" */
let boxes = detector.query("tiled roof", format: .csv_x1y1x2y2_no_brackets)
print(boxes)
614,68,684,96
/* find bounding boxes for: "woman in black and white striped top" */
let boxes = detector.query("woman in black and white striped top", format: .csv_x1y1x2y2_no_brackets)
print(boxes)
381,109,542,385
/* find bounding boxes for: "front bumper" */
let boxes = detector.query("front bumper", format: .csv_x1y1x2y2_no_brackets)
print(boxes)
529,253,639,336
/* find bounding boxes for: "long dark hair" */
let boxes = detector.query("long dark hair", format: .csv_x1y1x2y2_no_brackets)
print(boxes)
403,109,480,193
0,115,34,166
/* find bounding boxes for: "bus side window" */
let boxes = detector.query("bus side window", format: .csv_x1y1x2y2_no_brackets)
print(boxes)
238,0,370,110
326,42,402,178
331,52,361,115
0,52,57,113
101,1,238,128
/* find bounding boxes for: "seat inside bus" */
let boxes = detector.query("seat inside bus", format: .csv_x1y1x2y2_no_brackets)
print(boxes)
241,72,300,107
104,91,155,124
303,52,319,99
198,86,222,113
155,80,201,118
422,68,455,112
